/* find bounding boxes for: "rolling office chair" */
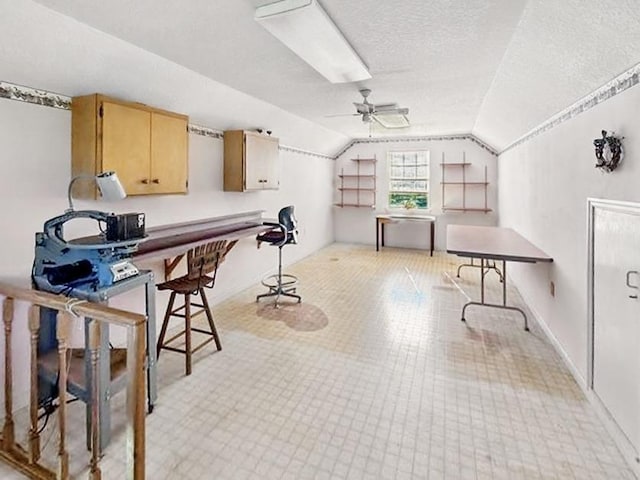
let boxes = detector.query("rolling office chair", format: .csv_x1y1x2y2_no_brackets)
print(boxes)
156,240,226,375
256,205,302,306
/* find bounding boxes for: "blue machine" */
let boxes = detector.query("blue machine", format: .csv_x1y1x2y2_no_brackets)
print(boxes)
32,209,146,409
32,210,143,295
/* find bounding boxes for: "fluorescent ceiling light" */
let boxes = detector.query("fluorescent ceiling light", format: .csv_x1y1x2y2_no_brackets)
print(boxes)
255,0,371,83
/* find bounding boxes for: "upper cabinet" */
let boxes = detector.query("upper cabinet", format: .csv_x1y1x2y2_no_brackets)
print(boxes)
71,94,189,198
223,130,280,192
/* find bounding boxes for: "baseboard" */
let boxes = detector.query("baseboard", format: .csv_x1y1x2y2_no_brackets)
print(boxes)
511,278,586,390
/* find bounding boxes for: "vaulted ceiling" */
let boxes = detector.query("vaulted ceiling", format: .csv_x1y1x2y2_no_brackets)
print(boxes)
31,0,640,151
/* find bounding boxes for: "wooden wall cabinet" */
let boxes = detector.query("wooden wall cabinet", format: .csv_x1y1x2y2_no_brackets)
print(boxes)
72,94,189,198
223,130,280,192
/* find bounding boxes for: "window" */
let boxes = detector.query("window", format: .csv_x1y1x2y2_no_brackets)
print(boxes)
388,151,429,209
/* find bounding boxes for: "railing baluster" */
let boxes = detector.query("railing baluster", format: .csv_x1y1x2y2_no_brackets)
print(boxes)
28,305,41,463
0,283,148,480
2,297,15,451
56,311,71,480
88,319,102,480
126,323,146,480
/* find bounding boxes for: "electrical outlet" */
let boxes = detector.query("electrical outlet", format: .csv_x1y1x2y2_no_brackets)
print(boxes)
549,281,555,297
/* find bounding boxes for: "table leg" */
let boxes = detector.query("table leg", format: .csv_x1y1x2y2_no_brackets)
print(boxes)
460,259,529,331
430,221,434,257
480,258,485,304
144,277,157,412
376,219,380,251
502,260,507,306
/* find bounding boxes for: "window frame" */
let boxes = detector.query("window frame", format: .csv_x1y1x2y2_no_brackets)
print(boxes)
387,150,430,210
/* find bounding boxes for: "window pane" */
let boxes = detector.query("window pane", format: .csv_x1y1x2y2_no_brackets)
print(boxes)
388,150,429,208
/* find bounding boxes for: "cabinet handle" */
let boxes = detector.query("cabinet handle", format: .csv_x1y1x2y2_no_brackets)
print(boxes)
627,270,639,299
140,179,149,184
152,179,160,184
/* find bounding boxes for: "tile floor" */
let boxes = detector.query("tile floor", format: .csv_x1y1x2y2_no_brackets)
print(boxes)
0,244,635,479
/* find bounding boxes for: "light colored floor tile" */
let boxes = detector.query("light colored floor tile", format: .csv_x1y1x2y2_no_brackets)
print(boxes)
0,244,634,479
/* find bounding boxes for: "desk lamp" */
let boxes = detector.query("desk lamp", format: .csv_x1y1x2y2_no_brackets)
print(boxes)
67,171,126,212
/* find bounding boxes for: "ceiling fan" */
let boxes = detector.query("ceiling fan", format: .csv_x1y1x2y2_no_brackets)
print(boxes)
328,89,410,129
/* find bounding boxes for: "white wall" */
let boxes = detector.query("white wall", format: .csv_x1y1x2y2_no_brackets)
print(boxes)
0,0,347,156
334,139,498,250
0,0,343,409
0,98,335,299
498,83,640,384
0,97,335,409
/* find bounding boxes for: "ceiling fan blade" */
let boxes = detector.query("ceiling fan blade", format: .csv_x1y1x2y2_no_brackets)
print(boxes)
325,113,360,118
375,107,409,116
372,103,399,112
353,102,372,114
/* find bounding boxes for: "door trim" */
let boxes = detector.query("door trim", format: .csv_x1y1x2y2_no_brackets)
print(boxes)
587,197,640,472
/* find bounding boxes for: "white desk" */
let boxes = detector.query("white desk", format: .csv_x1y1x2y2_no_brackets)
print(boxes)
376,214,436,256
446,225,552,330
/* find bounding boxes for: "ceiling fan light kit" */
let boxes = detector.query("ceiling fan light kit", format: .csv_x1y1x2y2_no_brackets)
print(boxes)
255,0,371,83
347,88,411,129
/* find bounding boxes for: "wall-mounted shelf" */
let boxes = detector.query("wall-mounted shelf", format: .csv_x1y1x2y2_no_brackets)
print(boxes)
335,155,377,208
441,152,491,213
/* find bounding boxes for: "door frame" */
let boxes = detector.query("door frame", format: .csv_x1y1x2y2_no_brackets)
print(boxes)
587,197,640,388
587,197,640,473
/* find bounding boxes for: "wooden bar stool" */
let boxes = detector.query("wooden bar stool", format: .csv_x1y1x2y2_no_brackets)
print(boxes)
156,240,227,375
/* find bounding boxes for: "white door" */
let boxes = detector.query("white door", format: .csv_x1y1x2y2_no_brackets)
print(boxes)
593,204,640,455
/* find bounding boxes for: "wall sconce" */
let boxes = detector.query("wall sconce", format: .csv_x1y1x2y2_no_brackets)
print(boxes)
67,171,126,211
594,130,624,173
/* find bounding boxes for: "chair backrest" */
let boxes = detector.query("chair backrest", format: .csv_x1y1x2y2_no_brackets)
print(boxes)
187,240,228,281
278,205,299,245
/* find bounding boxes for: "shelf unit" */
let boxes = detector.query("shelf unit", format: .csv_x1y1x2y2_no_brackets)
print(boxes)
441,152,491,213
335,156,377,208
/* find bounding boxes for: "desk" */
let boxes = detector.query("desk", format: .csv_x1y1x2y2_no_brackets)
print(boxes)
135,210,273,279
376,214,436,256
446,225,552,330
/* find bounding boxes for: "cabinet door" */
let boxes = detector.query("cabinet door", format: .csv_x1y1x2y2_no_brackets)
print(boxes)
245,133,279,190
101,102,151,195
263,137,280,189
593,206,640,455
150,112,188,194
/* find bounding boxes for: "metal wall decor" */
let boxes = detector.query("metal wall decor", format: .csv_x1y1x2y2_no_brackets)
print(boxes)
593,130,623,173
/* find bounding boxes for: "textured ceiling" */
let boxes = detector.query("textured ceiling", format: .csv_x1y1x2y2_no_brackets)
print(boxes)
29,0,640,150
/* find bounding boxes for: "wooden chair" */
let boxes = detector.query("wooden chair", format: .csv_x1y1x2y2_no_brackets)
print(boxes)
156,240,227,375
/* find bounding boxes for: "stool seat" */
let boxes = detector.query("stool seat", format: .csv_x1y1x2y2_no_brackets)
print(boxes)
156,241,227,376
157,275,214,294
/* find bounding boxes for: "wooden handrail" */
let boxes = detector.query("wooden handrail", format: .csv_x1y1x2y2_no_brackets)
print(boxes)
0,281,147,480
0,282,145,328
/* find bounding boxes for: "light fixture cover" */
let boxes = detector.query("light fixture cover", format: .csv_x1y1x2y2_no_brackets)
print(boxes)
95,171,127,202
255,0,371,83
373,113,410,129
67,171,127,211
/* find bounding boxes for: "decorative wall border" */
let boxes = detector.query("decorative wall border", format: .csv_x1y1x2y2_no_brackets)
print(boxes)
500,61,640,154
279,144,334,160
187,124,222,139
334,134,498,159
0,81,71,109
0,80,336,161
1,80,497,160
